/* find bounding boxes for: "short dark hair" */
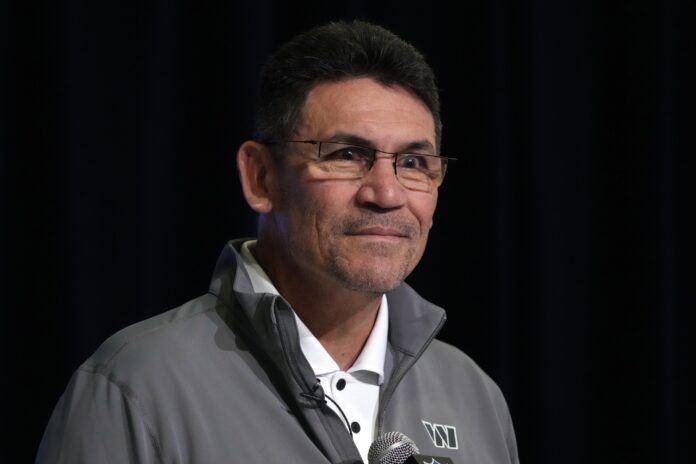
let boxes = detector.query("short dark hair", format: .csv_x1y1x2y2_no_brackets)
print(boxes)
253,20,442,155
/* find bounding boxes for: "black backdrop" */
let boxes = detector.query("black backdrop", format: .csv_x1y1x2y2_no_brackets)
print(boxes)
2,1,695,462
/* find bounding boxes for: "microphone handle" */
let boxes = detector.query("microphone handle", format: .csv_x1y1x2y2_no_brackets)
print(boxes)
407,454,455,464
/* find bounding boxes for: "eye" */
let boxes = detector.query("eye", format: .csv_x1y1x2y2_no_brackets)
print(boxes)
398,154,429,170
322,145,373,162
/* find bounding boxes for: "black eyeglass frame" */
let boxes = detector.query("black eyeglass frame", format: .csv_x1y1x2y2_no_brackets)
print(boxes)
264,139,457,185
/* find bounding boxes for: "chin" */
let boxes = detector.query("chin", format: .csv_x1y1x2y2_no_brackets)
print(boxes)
329,258,412,294
338,276,402,294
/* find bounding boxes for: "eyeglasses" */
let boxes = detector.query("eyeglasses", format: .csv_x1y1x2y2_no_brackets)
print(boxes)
271,140,456,193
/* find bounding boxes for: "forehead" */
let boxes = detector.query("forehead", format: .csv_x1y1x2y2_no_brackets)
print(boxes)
298,77,436,149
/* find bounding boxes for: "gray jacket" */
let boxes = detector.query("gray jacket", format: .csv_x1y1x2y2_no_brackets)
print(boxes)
37,240,519,463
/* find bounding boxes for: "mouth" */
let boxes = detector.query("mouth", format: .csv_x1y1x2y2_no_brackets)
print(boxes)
345,227,411,239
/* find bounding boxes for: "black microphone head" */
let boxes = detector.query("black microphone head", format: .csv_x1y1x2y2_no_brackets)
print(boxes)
368,431,420,464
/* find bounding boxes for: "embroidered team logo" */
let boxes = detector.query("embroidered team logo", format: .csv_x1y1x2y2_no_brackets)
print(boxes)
421,420,458,449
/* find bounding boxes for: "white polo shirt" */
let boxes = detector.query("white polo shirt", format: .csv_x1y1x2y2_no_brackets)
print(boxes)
239,240,388,462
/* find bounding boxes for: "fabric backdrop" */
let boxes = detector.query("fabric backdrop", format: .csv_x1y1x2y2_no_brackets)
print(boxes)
2,1,694,462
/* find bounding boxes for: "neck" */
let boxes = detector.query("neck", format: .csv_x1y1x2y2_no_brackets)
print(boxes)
251,239,382,371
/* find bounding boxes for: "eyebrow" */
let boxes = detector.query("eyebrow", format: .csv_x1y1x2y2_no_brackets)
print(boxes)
327,132,436,154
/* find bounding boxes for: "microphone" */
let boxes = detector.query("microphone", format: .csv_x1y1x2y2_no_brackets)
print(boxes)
368,431,455,464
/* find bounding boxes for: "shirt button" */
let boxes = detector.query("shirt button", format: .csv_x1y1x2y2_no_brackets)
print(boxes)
336,378,346,391
351,421,361,433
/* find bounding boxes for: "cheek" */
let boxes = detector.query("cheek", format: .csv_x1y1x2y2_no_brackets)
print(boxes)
308,184,357,226
284,187,337,248
412,194,438,236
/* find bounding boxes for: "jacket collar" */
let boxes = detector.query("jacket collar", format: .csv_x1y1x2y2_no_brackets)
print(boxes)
386,284,447,357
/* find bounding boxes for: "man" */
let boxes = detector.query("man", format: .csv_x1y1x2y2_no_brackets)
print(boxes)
37,21,519,463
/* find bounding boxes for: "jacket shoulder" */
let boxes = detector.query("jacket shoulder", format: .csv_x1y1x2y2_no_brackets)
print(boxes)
81,292,224,377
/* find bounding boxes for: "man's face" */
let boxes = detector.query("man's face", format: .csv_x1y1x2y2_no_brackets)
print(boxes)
270,77,439,294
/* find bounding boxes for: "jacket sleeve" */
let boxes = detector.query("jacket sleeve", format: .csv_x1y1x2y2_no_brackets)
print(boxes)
498,391,520,464
36,367,160,464
505,403,520,464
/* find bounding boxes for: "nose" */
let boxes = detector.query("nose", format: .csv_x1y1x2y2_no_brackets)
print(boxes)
355,156,408,210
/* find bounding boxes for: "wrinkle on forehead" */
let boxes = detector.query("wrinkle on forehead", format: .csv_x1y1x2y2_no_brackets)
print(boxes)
296,78,436,151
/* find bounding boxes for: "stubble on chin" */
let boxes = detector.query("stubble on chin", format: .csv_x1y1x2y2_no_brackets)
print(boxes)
327,244,417,294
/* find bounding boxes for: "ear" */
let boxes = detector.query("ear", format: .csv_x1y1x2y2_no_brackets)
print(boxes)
236,141,277,214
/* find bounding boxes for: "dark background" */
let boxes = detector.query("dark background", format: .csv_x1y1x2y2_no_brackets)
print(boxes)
2,1,694,462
